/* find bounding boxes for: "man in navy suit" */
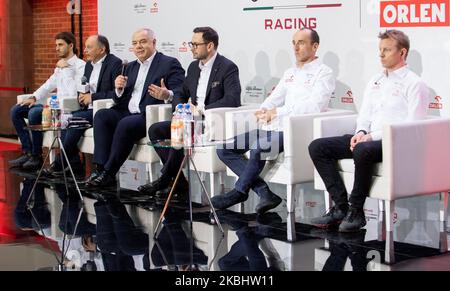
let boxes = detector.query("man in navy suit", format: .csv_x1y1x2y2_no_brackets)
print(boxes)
44,35,122,177
137,26,241,198
87,28,185,187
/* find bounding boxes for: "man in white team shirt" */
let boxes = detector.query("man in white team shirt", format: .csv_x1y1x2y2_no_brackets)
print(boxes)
309,30,429,232
9,32,85,170
212,28,335,214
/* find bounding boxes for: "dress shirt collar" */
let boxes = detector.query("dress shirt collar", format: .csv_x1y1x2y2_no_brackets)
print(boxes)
92,54,107,66
199,52,218,70
66,54,78,66
296,57,321,71
137,51,156,67
383,64,409,79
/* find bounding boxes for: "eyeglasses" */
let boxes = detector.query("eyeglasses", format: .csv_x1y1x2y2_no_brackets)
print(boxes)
188,42,207,49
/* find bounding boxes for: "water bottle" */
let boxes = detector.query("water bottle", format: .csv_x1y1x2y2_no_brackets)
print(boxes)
50,95,61,127
170,104,184,144
183,103,194,146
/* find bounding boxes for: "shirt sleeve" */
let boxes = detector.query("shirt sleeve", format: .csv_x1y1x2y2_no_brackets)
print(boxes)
33,69,58,101
355,81,374,136
260,73,287,110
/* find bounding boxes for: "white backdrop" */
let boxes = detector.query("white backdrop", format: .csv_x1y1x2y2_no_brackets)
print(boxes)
100,0,450,246
99,0,450,115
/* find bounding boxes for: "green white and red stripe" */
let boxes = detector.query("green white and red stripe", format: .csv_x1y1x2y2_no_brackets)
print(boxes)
243,3,342,11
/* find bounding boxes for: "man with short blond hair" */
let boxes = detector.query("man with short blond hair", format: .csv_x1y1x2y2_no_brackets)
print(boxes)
309,29,429,232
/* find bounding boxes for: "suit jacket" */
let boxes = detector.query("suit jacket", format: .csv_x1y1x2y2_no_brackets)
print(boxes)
172,53,241,111
83,53,122,104
113,52,185,114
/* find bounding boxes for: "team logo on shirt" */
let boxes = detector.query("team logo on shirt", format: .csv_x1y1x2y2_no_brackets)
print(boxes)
285,75,294,83
380,0,450,27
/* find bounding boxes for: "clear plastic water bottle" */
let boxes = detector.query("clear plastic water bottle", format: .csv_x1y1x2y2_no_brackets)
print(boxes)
49,94,61,127
171,104,184,144
183,103,194,146
49,94,59,109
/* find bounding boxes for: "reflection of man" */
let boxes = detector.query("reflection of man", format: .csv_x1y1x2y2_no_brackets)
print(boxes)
94,198,150,271
9,32,85,170
212,28,335,214
87,28,185,187
44,35,122,177
309,30,429,232
321,231,369,271
138,27,241,198
14,178,50,231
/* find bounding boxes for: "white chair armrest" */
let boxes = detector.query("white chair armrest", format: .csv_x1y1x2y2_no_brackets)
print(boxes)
225,108,259,140
59,97,80,111
17,94,33,103
283,109,355,183
313,114,358,139
93,99,114,116
158,104,173,122
145,104,172,141
384,118,450,197
204,107,253,141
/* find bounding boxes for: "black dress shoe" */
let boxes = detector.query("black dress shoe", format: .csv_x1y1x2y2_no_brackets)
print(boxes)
9,153,31,167
137,176,171,195
255,192,282,214
22,155,43,170
211,189,248,210
87,171,116,187
155,186,189,204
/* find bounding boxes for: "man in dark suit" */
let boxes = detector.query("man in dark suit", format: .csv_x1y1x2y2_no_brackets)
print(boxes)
87,28,185,187
137,26,241,197
44,35,122,176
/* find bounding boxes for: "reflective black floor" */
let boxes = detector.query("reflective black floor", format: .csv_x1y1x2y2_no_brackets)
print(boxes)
1,147,450,271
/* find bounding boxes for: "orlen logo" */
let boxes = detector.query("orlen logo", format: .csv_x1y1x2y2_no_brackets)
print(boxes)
381,0,450,27
429,95,443,109
341,90,354,104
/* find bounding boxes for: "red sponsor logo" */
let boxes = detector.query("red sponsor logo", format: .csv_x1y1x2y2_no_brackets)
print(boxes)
305,201,317,208
150,2,158,13
341,90,354,104
381,0,450,27
178,42,188,52
429,95,443,109
265,18,317,30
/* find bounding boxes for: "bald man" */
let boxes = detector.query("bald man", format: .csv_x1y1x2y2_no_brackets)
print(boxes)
44,35,122,177
86,28,185,187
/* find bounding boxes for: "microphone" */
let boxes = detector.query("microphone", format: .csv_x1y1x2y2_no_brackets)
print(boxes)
117,59,128,91
78,76,90,94
77,76,90,109
121,59,128,76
